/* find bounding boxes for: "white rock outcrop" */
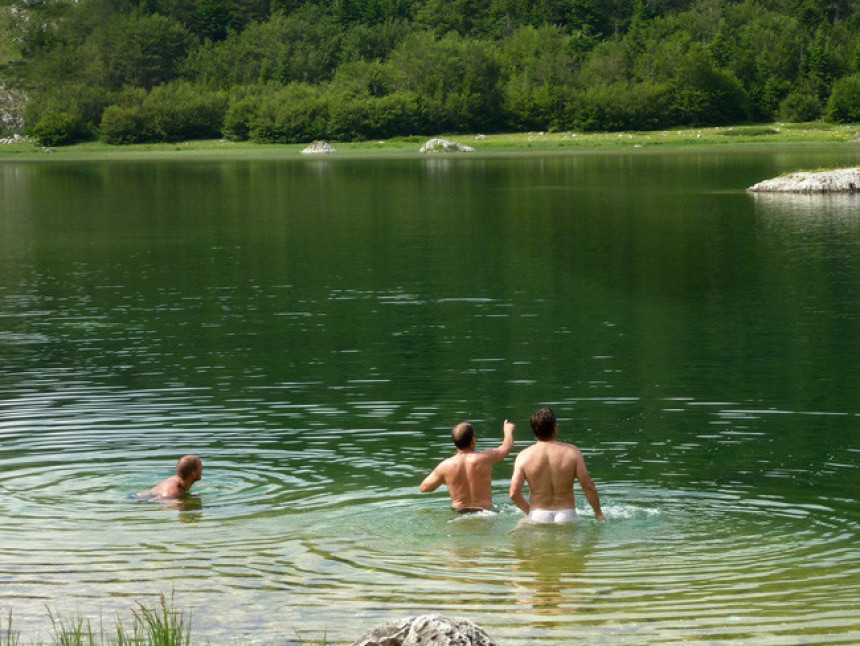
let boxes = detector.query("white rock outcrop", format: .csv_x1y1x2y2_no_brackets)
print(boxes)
351,615,496,646
419,138,475,153
0,134,33,145
301,141,336,154
748,167,860,193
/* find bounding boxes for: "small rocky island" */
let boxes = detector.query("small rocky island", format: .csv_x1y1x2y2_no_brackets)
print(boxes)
748,167,860,193
301,141,336,154
419,138,475,153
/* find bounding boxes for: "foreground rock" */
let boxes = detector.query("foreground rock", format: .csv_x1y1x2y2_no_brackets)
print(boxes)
419,138,475,153
351,615,496,646
301,141,336,154
747,167,860,193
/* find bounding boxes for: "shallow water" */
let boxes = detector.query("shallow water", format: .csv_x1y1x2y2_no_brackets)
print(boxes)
1,146,859,644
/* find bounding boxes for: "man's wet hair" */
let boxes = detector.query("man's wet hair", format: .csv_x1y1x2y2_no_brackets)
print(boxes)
452,423,475,449
177,455,202,481
530,408,557,440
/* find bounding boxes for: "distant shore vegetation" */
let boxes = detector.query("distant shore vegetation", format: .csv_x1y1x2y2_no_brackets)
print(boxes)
0,0,858,147
1,122,858,160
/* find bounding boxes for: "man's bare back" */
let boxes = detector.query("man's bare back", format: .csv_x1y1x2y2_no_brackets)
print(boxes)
420,420,515,511
139,455,203,500
510,409,605,522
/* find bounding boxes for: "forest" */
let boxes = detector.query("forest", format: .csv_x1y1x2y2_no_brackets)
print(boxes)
0,0,858,145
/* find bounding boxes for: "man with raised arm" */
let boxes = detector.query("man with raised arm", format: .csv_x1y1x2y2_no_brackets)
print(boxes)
510,408,606,523
420,420,516,512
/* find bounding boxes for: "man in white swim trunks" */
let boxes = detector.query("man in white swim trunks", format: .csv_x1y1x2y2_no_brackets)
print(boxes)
420,420,516,512
510,408,606,523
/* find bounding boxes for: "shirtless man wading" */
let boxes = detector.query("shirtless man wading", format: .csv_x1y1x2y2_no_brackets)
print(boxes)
510,408,606,523
420,420,516,512
141,454,203,499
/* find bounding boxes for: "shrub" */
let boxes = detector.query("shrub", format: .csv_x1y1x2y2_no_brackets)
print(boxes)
719,126,780,136
671,66,750,126
826,74,860,123
223,97,258,141
142,82,227,142
248,83,328,143
778,92,821,122
28,110,87,146
368,91,423,137
100,104,148,144
564,82,673,132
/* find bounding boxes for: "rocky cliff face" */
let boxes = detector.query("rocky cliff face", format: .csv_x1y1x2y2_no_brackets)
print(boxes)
0,83,28,134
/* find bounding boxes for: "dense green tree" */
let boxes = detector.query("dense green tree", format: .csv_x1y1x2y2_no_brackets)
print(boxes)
102,12,192,89
340,19,411,62
498,25,579,129
826,73,860,122
186,7,341,87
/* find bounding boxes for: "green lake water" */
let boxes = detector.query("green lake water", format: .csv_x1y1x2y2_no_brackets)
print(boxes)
1,145,858,645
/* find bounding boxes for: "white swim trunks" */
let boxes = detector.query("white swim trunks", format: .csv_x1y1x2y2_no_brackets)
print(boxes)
529,508,578,524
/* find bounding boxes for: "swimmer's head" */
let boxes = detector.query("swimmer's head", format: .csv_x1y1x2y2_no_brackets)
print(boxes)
177,455,203,484
452,423,475,450
530,408,557,441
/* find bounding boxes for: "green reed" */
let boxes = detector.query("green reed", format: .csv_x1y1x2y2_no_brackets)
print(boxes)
2,609,20,646
2,598,326,646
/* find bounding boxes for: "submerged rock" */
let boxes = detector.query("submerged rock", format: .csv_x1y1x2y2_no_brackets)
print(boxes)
747,167,860,193
351,614,496,646
301,141,336,154
419,138,475,153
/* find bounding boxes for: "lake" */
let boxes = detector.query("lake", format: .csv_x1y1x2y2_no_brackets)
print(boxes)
1,145,858,645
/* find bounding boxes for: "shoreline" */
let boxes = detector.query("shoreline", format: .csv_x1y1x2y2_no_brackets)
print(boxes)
0,122,857,162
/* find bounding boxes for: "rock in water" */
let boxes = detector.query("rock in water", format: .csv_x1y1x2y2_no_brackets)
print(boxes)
747,167,860,193
301,141,336,154
419,138,475,153
350,615,497,646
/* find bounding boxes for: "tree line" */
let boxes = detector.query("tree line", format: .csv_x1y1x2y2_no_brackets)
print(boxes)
1,0,858,146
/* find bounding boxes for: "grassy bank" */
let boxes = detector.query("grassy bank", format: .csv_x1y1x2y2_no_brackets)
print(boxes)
0,597,325,646
0,122,857,161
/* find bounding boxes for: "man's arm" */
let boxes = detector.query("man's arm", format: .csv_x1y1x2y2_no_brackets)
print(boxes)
420,465,445,493
481,419,516,464
509,456,529,515
575,455,606,521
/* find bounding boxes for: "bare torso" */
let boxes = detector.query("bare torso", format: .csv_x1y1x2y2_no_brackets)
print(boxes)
436,451,496,510
514,440,580,510
148,475,185,499
420,419,515,511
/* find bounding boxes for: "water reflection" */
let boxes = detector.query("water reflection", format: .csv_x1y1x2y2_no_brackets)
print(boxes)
750,192,860,220
509,524,598,618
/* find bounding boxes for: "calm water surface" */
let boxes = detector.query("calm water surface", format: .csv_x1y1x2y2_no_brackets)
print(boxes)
1,145,859,645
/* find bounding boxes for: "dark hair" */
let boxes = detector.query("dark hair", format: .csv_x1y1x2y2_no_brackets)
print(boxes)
530,408,556,440
452,423,475,449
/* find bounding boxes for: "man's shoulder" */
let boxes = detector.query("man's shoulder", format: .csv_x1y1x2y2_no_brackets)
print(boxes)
515,443,541,461
437,454,462,470
558,442,584,458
